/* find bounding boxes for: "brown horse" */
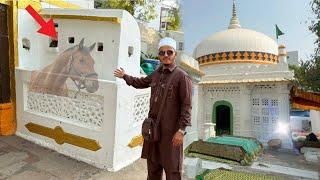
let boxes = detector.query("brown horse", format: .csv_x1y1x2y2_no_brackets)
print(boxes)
29,38,99,96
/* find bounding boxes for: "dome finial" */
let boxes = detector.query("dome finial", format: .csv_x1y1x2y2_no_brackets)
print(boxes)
232,0,237,17
228,0,241,29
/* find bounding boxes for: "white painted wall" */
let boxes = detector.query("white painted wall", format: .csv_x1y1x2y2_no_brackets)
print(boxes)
198,82,292,149
287,51,299,66
18,9,41,70
16,9,144,171
18,0,94,69
310,110,320,133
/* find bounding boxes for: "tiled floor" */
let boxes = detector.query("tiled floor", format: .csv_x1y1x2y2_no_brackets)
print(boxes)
0,135,319,180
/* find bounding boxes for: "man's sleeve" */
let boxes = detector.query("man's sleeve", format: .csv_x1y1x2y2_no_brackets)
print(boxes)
178,74,193,131
123,73,152,89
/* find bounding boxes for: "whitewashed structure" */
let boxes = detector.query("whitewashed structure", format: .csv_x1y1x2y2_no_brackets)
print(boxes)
310,110,320,133
176,53,204,148
194,2,294,148
15,8,149,171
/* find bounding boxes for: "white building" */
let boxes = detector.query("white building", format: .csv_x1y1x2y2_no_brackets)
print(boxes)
194,2,294,148
142,0,179,31
139,23,184,58
15,1,151,171
287,51,299,66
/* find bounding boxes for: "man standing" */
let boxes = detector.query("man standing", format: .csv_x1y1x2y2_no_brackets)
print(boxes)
114,37,192,180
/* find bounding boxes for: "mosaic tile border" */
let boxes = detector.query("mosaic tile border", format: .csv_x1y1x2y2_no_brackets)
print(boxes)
197,51,278,65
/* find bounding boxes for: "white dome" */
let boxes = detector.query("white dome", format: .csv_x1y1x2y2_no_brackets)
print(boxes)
194,28,278,59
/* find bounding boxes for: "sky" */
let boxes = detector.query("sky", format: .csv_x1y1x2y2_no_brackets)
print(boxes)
181,0,317,60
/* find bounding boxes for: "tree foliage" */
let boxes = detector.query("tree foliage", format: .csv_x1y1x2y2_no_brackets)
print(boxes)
310,0,320,55
166,8,181,31
290,0,320,92
94,0,157,22
289,58,320,92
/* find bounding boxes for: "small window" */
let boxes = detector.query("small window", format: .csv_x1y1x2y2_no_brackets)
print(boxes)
68,37,75,44
161,22,166,29
49,32,58,48
262,99,269,106
54,23,58,28
49,38,58,47
97,42,103,51
252,98,259,106
253,116,260,124
262,116,269,124
128,46,133,57
271,99,279,107
22,38,30,51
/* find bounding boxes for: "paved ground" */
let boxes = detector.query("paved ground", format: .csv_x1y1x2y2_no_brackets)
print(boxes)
0,135,149,180
0,135,319,180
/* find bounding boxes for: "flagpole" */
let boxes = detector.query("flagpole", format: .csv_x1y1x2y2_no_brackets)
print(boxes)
275,24,278,44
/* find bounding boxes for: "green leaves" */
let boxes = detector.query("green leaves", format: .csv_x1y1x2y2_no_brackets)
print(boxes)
167,8,181,31
94,0,158,22
289,56,320,92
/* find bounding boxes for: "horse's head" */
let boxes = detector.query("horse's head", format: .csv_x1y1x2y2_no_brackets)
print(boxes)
68,38,99,93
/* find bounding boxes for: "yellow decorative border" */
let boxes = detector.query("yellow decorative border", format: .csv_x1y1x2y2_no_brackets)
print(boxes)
41,14,121,24
197,51,279,66
199,60,277,66
128,135,144,148
18,0,41,11
41,0,81,10
25,123,101,151
17,0,82,11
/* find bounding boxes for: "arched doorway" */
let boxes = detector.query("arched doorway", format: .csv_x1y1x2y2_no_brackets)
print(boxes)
212,101,233,136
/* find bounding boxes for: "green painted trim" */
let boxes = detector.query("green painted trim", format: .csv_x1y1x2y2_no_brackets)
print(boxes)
212,100,233,135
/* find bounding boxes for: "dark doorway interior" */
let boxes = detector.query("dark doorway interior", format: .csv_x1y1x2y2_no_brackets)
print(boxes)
216,105,231,136
0,4,10,103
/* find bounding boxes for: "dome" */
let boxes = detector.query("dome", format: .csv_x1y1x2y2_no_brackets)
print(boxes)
194,28,278,58
194,1,279,66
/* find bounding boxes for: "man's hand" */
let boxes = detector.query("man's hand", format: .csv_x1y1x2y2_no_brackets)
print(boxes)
172,131,184,147
114,67,125,78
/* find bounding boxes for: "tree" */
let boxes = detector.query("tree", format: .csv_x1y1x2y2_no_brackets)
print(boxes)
289,59,320,92
310,0,320,56
290,0,320,92
94,0,158,22
166,8,181,31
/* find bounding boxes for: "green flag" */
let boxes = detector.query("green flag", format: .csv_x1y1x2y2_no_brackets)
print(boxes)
275,24,284,39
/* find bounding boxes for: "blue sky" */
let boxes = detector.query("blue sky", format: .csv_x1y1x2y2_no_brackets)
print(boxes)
181,0,317,60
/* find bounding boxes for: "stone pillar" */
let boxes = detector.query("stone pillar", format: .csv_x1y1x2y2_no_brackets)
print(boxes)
238,84,252,137
278,83,293,149
197,85,205,140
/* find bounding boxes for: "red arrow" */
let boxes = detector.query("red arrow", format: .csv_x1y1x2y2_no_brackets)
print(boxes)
25,5,57,39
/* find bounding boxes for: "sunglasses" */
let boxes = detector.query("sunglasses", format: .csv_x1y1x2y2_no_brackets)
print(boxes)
158,50,174,56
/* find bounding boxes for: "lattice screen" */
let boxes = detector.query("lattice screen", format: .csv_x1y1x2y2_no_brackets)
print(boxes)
26,90,104,129
133,93,150,124
251,97,279,142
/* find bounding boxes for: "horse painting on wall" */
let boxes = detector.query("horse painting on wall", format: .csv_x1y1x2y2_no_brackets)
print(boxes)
29,38,99,96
